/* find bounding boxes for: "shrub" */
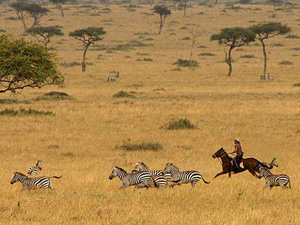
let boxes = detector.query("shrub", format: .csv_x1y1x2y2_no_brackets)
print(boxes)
285,34,299,39
163,118,198,130
36,92,73,101
293,83,300,87
181,37,191,40
173,59,199,67
199,53,215,56
278,60,293,65
240,54,255,58
118,140,163,151
136,58,153,61
60,61,81,67
0,108,54,116
113,91,136,98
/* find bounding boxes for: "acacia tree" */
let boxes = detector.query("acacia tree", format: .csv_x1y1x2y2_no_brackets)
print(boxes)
153,5,171,34
50,0,67,17
0,35,64,93
211,27,255,76
69,27,106,73
11,1,28,32
10,1,49,32
27,26,64,48
249,22,291,79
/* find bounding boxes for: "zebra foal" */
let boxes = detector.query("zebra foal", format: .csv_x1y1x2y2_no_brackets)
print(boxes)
109,166,151,189
10,172,62,190
258,166,291,190
28,160,42,175
163,163,210,188
133,162,171,189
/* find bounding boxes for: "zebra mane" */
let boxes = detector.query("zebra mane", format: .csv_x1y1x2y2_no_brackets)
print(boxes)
139,162,149,170
115,166,127,174
167,163,180,172
15,172,28,178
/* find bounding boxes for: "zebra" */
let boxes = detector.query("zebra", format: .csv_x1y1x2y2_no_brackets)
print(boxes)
109,166,151,189
258,166,291,190
107,72,120,82
10,172,62,190
163,163,210,187
28,160,42,175
133,162,171,189
261,157,278,169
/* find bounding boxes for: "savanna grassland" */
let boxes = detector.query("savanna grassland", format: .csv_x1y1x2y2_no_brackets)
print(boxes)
1,2,300,224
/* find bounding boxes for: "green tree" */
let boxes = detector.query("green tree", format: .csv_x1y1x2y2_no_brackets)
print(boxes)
249,22,291,79
153,5,171,34
27,26,64,48
69,27,106,73
0,35,64,93
10,1,49,32
211,27,255,76
50,0,67,17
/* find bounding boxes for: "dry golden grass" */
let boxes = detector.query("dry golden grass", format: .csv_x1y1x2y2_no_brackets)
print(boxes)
1,3,300,224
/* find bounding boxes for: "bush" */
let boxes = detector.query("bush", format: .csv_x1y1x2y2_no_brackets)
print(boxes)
36,92,73,101
60,61,81,67
199,53,215,56
173,59,199,67
163,118,198,130
118,140,163,151
113,91,136,98
136,58,153,61
286,34,299,39
278,60,293,65
0,108,54,116
240,54,255,58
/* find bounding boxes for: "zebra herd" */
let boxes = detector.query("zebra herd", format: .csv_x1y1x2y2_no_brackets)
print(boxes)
10,160,62,190
109,161,291,190
109,162,210,189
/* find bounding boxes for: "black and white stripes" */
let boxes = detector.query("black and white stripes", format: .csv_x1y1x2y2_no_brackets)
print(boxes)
10,172,62,190
28,160,42,175
258,166,291,190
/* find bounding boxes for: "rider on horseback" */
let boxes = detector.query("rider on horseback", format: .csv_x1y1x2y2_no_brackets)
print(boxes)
230,139,244,171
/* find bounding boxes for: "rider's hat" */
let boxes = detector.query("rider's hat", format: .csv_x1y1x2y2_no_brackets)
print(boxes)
234,138,240,143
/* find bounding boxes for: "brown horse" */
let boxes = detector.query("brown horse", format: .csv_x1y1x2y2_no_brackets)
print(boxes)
212,148,278,178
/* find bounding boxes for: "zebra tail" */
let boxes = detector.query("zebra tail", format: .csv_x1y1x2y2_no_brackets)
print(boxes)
289,180,291,188
202,177,210,184
50,175,62,179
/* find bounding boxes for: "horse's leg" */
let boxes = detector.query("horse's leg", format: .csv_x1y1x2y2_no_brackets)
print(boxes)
248,168,258,178
228,172,231,178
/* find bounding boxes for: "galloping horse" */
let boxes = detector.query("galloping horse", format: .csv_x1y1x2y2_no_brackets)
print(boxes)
212,148,278,178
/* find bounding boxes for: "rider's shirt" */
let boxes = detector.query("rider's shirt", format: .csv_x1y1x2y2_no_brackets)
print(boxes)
235,143,243,156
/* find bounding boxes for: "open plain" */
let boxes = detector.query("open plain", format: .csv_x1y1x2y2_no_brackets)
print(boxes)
1,2,300,224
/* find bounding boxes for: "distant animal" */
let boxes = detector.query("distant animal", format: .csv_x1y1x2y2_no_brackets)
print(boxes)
107,72,120,82
268,73,274,81
10,172,62,190
260,75,266,80
133,162,171,189
109,166,151,189
28,160,42,175
258,166,291,190
163,163,210,187
212,147,278,178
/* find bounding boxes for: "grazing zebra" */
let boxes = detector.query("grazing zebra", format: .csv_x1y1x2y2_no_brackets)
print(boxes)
163,163,210,187
258,166,291,190
28,160,42,175
133,162,171,189
107,72,120,82
109,166,151,189
10,172,62,190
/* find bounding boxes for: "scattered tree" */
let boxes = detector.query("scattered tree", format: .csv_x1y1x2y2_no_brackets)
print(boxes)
10,1,49,32
153,5,171,35
27,26,64,48
69,27,106,73
249,22,291,79
0,35,64,93
10,1,28,32
50,0,67,17
211,27,255,76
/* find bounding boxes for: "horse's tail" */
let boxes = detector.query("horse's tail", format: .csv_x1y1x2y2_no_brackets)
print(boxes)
202,176,210,184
